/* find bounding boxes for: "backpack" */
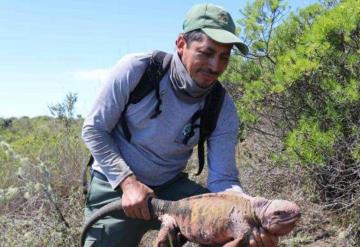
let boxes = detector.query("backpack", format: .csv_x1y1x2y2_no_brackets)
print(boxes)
82,50,225,195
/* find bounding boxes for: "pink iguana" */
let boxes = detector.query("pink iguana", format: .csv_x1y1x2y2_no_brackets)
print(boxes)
81,192,301,246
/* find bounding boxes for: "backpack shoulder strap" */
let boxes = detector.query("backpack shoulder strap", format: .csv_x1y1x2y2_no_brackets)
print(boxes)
196,81,226,175
129,50,172,104
121,50,172,141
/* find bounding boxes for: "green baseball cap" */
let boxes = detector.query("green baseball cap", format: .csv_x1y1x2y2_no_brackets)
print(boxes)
183,3,248,55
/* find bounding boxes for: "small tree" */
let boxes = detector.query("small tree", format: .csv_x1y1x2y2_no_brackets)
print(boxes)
48,92,78,128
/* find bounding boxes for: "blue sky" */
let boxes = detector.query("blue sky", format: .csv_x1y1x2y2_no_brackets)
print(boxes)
0,0,318,118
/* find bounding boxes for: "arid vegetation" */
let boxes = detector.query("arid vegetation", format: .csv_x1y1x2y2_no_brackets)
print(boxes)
222,0,359,245
0,111,87,246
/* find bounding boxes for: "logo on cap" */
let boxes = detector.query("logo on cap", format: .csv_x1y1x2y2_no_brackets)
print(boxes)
218,12,229,24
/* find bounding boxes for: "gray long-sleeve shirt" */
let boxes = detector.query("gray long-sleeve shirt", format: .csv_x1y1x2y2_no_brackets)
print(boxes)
82,52,242,193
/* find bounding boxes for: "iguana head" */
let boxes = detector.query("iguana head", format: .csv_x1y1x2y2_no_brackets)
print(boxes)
253,197,301,236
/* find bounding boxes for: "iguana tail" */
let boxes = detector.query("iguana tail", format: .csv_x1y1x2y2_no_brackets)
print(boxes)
80,199,123,246
80,197,166,246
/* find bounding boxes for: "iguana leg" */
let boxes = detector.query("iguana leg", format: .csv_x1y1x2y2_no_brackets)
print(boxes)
154,214,181,247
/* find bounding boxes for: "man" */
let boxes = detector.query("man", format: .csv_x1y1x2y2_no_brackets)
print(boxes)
82,3,277,247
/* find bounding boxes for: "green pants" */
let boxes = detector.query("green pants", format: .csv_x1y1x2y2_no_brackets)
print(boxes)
83,173,208,247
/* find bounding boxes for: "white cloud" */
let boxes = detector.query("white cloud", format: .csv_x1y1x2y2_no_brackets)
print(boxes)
72,68,110,82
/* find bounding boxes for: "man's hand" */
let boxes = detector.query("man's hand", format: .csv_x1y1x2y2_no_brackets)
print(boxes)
249,227,278,247
119,175,155,220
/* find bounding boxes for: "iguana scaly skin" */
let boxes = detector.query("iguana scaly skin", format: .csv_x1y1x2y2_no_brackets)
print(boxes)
80,192,301,246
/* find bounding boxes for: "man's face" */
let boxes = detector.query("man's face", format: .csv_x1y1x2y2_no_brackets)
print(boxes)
176,34,232,88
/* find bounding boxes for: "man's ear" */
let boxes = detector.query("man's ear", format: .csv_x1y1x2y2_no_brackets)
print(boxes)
176,34,186,56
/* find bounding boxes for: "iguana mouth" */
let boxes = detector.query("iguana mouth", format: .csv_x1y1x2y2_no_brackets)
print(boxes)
276,212,301,224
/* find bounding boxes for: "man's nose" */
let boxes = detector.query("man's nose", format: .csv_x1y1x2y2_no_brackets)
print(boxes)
208,57,222,73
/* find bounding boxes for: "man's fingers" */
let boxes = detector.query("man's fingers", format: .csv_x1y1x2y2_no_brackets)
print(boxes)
249,227,278,247
135,207,144,219
259,228,278,247
123,204,135,218
122,205,131,218
149,191,156,198
125,206,143,219
249,236,257,247
122,199,141,219
140,202,151,220
249,227,264,247
144,193,156,219
123,200,151,220
120,178,155,220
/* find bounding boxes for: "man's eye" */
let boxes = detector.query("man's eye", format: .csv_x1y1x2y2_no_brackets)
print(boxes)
199,51,212,57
